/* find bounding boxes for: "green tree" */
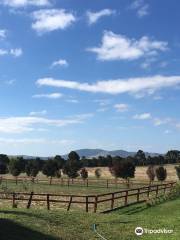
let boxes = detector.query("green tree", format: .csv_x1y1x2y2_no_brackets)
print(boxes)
146,165,156,185
80,168,88,180
156,166,167,182
9,159,22,184
25,159,40,182
0,163,8,184
135,150,146,166
110,160,136,187
42,159,58,185
63,151,81,178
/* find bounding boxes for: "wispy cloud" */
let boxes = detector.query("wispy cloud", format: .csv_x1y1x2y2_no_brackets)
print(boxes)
0,48,23,57
0,138,74,145
32,93,63,99
87,31,167,61
86,9,116,25
29,110,47,116
130,0,149,18
133,113,151,120
114,103,129,112
0,0,51,8
36,75,180,96
0,114,93,133
0,29,7,39
32,9,76,34
51,59,68,68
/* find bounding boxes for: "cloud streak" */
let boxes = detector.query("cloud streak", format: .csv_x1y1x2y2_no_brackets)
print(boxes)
36,75,180,95
32,93,63,99
0,0,51,8
0,114,93,133
86,9,115,25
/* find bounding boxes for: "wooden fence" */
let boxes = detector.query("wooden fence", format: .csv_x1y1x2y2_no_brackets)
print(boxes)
0,176,172,189
0,182,176,213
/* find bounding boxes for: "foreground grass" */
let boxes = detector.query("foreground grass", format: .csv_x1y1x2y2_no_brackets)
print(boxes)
0,198,179,240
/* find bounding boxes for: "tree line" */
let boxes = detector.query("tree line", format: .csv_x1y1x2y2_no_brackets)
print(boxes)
0,150,179,185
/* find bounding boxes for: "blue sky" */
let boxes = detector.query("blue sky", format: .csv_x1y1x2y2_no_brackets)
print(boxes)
0,0,180,156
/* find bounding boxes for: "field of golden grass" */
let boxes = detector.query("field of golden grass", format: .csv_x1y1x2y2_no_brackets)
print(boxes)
87,164,179,181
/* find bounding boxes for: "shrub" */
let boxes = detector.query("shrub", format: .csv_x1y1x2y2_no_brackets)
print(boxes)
156,166,167,182
95,168,101,179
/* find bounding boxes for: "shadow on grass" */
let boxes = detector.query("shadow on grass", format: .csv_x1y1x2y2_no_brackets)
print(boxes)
0,219,61,240
0,209,64,225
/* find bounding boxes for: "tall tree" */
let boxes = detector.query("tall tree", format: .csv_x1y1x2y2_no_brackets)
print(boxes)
135,150,146,166
63,151,81,178
146,165,156,185
42,159,59,185
110,160,136,187
156,166,167,182
9,159,22,184
25,159,40,182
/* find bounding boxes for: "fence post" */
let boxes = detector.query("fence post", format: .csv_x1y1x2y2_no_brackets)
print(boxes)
47,194,50,210
67,196,73,211
86,179,89,188
86,196,89,212
106,179,109,188
111,193,115,210
12,192,16,208
94,196,98,213
125,190,128,206
137,189,140,202
27,192,34,209
147,185,151,198
156,185,159,198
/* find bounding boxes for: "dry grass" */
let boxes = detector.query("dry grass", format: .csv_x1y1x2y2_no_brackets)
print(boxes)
87,164,179,181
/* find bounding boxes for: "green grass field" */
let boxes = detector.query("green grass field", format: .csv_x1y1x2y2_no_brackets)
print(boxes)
0,198,179,240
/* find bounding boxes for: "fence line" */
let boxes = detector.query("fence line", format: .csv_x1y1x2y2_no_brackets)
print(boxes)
0,176,174,189
0,182,176,213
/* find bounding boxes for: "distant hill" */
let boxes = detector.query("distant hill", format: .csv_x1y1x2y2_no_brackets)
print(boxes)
8,149,161,160
62,148,160,159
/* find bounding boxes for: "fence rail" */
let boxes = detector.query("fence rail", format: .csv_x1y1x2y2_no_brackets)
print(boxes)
0,182,176,213
0,176,174,189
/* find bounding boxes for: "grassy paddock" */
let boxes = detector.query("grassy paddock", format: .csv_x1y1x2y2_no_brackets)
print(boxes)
0,198,179,240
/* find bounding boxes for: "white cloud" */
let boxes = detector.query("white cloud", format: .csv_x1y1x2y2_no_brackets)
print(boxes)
10,48,23,57
51,59,68,68
153,118,171,126
0,0,51,7
32,9,76,34
0,29,7,39
29,110,47,116
0,138,74,145
0,114,93,133
87,31,168,61
130,0,149,18
114,103,129,112
32,93,63,99
36,75,180,95
0,49,8,56
0,48,23,57
86,9,115,25
66,99,79,103
133,113,151,120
